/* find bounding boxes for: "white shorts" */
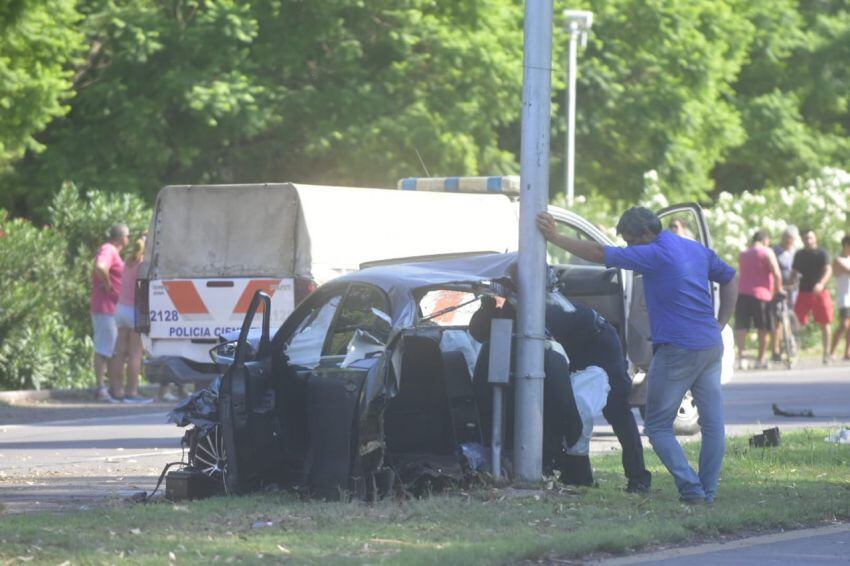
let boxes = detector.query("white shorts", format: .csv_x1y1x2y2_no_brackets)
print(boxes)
91,314,117,357
115,303,135,329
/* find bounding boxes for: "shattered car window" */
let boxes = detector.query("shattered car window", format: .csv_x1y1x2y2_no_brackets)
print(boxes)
284,294,342,369
419,290,482,326
325,285,391,357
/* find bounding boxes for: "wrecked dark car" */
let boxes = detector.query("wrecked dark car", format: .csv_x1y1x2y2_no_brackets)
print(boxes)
170,252,603,498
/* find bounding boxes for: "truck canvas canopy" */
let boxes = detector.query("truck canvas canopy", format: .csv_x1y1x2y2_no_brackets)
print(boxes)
141,183,519,284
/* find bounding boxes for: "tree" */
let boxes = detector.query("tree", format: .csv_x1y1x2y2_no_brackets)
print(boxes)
4,0,524,218
0,0,83,175
555,0,755,202
714,0,850,192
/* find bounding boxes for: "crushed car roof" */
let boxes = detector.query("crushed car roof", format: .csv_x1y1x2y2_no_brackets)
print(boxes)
332,252,519,325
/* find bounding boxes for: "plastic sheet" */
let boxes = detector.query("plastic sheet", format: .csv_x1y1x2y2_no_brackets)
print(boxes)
167,376,221,433
565,366,610,456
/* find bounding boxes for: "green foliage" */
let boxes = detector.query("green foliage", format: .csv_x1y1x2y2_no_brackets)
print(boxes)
0,0,84,174
716,0,850,192
48,183,151,348
557,0,753,202
0,212,86,389
3,0,524,218
0,185,151,390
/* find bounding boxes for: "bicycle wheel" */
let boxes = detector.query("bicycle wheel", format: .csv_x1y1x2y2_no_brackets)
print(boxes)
783,308,799,369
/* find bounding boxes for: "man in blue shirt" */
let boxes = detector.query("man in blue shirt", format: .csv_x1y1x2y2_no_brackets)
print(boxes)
537,207,738,504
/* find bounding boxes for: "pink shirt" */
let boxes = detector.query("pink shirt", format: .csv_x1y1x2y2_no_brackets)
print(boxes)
90,243,124,314
118,260,140,307
738,245,774,301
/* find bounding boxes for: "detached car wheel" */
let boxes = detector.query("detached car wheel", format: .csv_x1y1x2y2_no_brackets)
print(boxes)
638,391,701,436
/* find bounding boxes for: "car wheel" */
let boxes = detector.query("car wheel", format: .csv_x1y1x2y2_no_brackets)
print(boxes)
637,392,701,436
189,424,230,494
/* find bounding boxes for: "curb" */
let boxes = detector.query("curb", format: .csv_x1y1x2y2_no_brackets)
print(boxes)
0,384,162,403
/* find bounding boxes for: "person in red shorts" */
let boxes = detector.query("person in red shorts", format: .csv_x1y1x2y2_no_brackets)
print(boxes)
792,228,834,363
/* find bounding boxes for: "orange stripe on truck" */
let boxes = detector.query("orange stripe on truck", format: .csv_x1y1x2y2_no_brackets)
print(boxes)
163,281,210,314
233,280,282,314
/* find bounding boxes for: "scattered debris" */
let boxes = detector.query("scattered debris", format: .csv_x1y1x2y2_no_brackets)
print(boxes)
772,403,814,418
749,427,781,447
825,428,850,444
251,521,274,529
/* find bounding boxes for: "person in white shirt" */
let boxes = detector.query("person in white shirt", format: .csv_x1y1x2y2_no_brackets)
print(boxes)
830,235,850,360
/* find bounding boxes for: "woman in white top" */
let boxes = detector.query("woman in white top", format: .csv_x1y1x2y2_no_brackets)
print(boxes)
830,234,850,360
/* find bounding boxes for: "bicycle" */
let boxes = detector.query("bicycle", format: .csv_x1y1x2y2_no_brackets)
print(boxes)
775,295,800,369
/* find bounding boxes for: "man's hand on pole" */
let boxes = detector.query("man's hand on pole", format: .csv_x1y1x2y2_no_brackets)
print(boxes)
536,212,605,264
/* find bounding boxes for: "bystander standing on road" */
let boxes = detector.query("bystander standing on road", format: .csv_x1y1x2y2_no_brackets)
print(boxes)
735,231,783,369
91,223,129,402
537,207,738,504
771,225,799,362
108,235,153,404
829,235,850,360
792,228,834,364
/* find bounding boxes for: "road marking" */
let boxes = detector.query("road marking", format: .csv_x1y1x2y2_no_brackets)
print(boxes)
599,523,850,564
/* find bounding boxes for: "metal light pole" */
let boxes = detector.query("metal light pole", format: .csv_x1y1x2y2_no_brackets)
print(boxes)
514,0,554,483
563,10,593,208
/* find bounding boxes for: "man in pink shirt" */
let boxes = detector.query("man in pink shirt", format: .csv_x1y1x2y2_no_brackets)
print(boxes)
735,230,783,369
91,223,129,402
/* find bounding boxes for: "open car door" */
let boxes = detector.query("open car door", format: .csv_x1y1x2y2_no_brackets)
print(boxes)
219,291,283,494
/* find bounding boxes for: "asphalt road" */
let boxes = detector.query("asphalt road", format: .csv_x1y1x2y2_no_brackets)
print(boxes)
0,363,848,515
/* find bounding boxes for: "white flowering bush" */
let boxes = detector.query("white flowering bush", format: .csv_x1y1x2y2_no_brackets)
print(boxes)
705,168,850,264
558,168,850,265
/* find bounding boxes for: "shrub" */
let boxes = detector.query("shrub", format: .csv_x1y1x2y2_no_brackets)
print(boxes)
0,212,84,389
0,184,151,390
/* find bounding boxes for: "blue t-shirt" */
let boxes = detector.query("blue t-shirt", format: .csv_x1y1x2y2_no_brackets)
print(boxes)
604,230,736,350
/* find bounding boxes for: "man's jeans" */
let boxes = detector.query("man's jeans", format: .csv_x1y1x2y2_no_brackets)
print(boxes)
644,344,725,502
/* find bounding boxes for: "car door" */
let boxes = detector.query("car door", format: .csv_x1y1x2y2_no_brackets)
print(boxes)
655,203,735,384
292,283,392,498
219,291,282,495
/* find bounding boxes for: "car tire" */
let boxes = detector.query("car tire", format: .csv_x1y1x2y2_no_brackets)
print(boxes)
637,392,701,436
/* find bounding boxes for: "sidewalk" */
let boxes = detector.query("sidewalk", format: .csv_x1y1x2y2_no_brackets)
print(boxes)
0,385,176,426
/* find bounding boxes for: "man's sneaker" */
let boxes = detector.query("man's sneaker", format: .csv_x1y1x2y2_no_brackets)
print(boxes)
679,495,707,505
771,352,783,363
95,387,121,403
755,360,770,370
122,394,154,405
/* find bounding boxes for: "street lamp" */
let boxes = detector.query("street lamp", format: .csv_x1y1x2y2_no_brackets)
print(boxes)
563,9,592,208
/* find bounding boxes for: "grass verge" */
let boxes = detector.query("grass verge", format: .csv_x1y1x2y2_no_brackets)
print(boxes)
1,429,848,565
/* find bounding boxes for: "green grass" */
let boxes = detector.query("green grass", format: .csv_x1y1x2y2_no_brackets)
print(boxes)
2,430,848,565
